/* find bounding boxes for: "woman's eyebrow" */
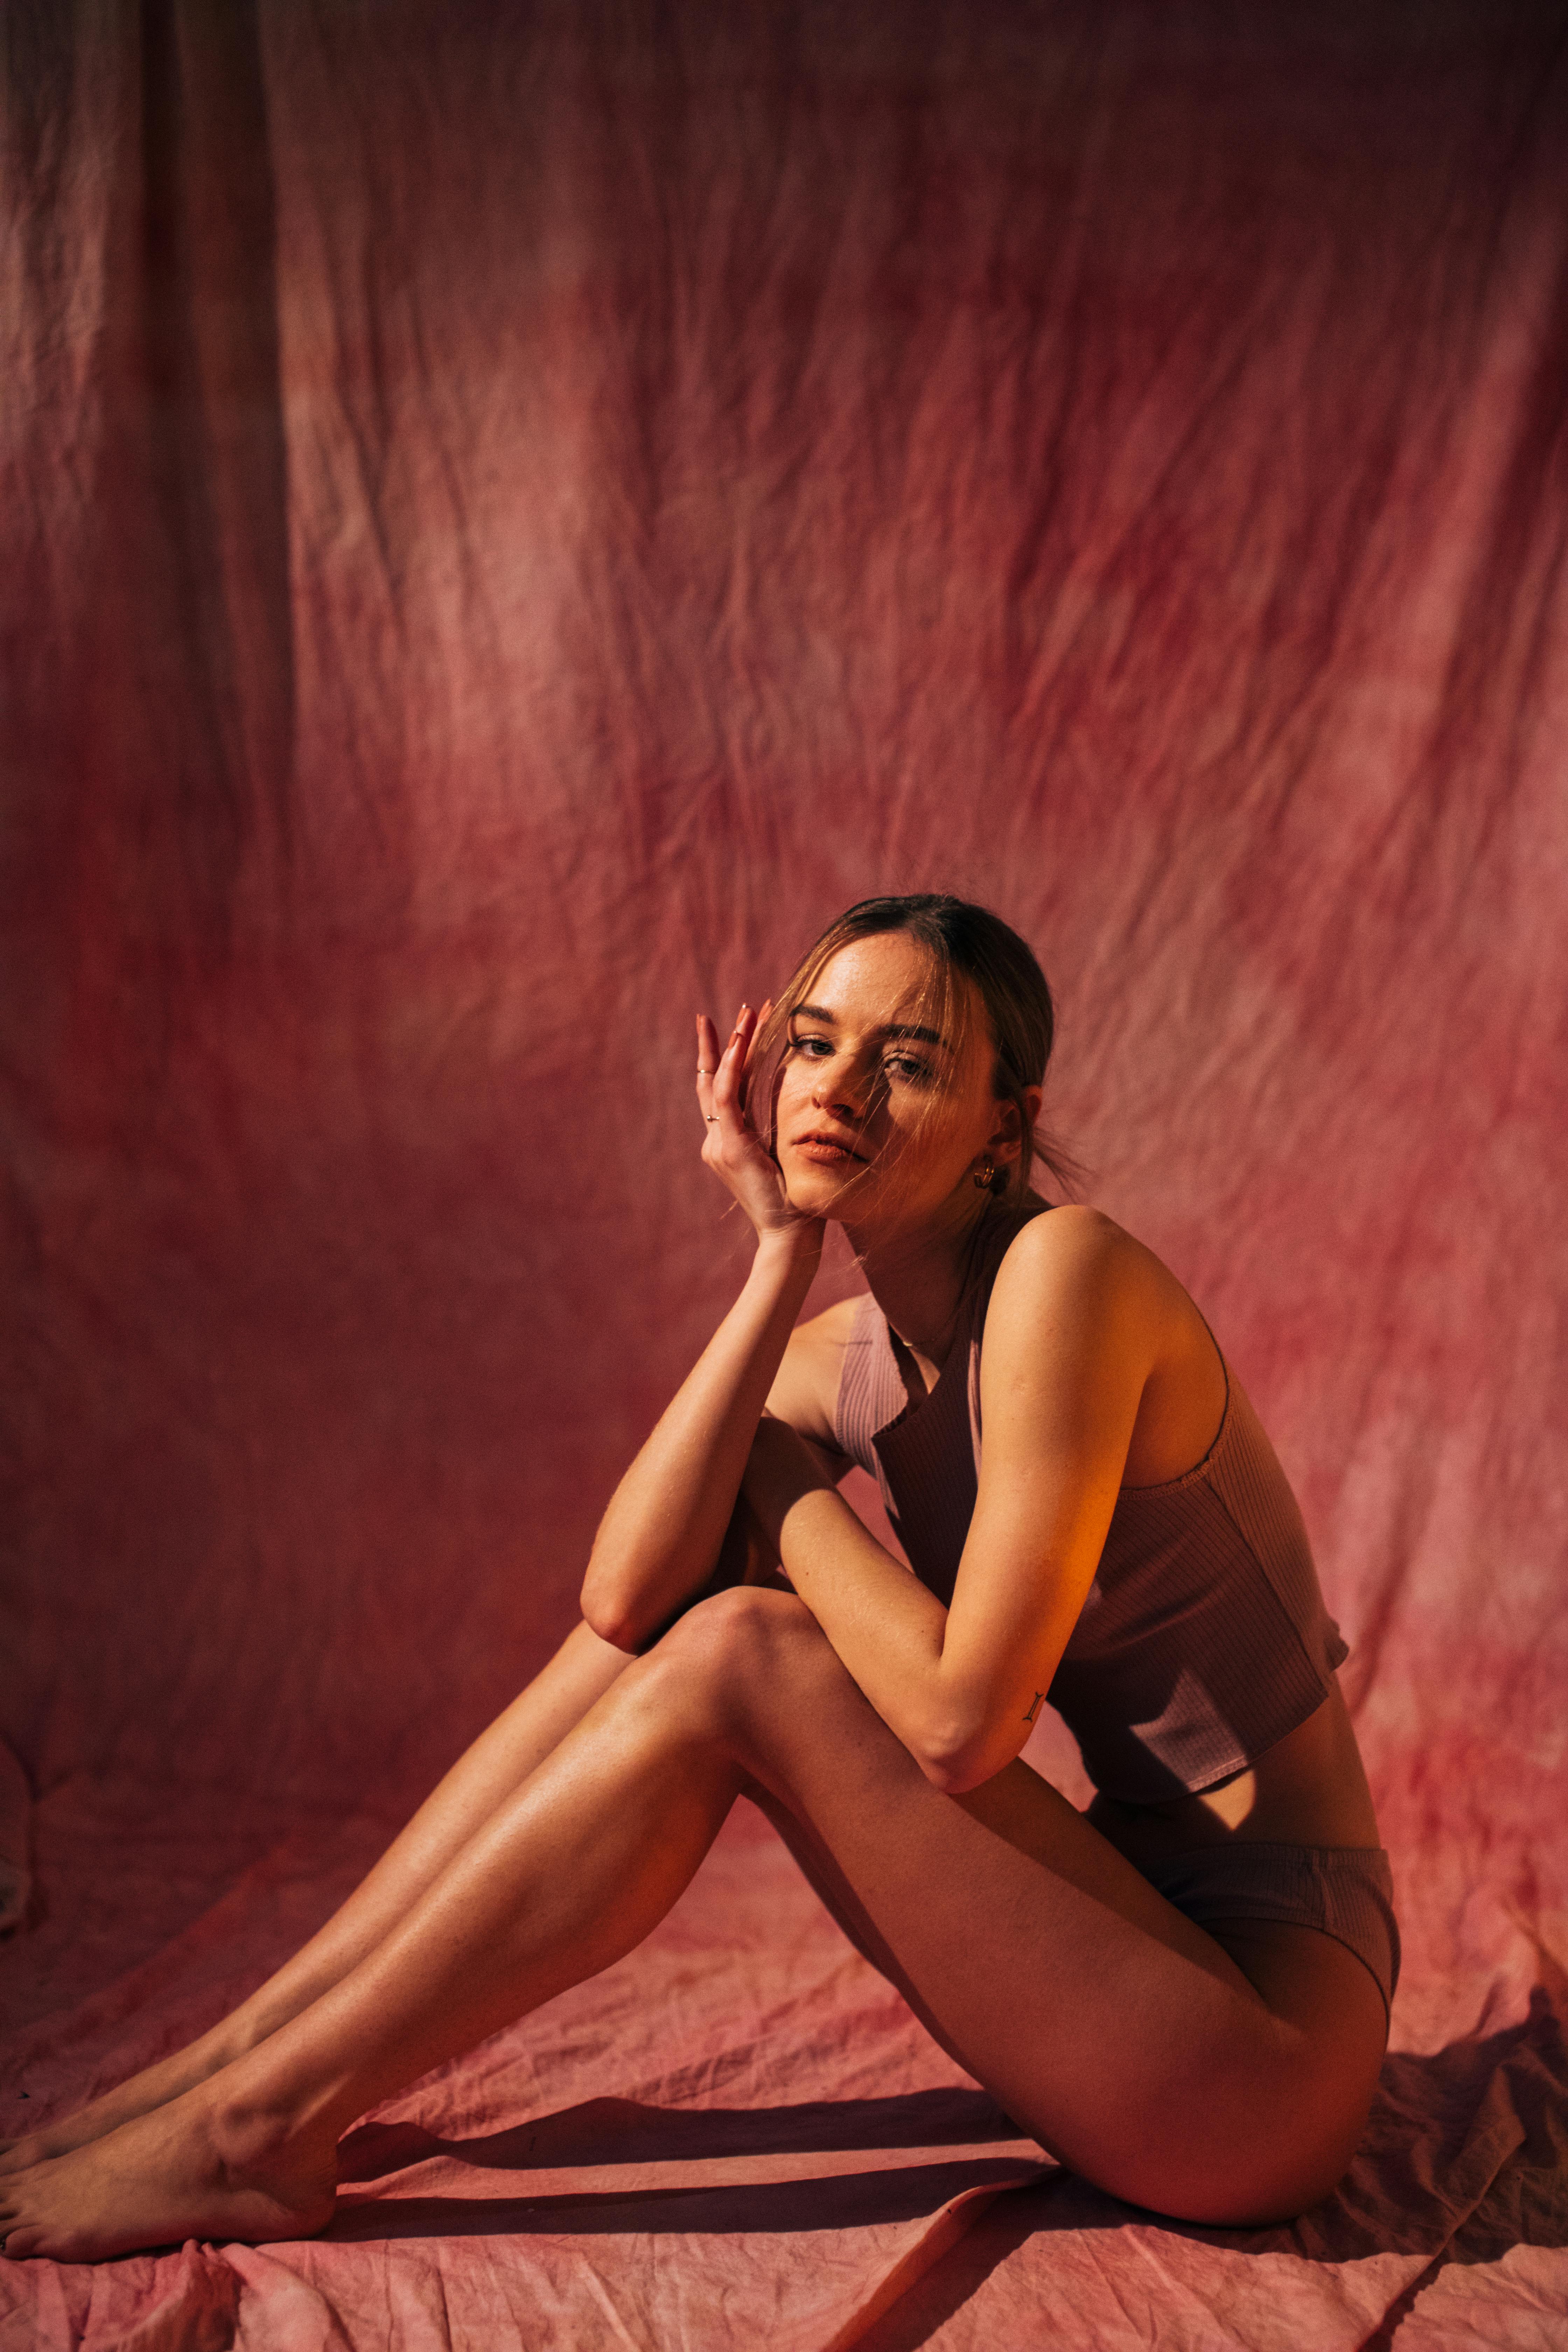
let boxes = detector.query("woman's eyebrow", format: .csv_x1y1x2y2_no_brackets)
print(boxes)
791,1004,950,1051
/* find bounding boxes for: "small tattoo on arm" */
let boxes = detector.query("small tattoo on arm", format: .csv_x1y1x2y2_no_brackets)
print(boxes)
1023,1692,1043,1724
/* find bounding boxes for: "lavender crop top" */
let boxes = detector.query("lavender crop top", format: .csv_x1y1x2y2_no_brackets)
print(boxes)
831,1208,1349,1805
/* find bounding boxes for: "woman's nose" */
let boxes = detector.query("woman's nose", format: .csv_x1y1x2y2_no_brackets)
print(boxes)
812,1059,866,1118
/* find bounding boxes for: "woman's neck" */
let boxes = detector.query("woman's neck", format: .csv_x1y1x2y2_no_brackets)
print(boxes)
844,1192,1006,1374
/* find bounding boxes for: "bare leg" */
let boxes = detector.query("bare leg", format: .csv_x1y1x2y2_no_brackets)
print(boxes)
0,1590,1386,2260
0,1622,631,2171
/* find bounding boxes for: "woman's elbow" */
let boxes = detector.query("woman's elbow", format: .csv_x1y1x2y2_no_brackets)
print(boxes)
581,1604,642,1654
578,1563,648,1654
912,1717,1009,1797
920,1755,1001,1798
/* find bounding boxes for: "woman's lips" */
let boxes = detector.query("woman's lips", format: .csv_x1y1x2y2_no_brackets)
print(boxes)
792,1135,865,1165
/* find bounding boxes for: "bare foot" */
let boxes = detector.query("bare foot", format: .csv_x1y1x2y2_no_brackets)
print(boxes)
0,2091,337,2263
0,2038,239,2176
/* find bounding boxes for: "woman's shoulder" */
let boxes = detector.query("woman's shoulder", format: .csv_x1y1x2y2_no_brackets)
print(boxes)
983,1206,1227,1482
992,1200,1140,1284
986,1203,1190,1344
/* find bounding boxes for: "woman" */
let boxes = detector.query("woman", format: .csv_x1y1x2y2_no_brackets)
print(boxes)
0,894,1395,2261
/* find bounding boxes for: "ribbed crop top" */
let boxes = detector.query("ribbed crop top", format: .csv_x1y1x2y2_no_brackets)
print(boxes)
832,1207,1349,1805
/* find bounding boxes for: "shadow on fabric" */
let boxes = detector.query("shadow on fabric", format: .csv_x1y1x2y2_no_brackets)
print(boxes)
326,1998,1566,2258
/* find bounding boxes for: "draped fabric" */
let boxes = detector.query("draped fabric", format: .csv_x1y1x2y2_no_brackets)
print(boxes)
2,2,1565,2343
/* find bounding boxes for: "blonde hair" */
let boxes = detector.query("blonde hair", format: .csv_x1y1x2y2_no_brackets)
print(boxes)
752,895,1072,1206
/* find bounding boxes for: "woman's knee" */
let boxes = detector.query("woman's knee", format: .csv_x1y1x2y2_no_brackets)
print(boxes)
662,1581,819,1670
643,1585,833,1732
1081,2031,1379,2228
1165,2089,1373,2227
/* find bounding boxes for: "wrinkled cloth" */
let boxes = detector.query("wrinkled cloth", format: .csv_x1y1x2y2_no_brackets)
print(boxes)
2,2,1566,2346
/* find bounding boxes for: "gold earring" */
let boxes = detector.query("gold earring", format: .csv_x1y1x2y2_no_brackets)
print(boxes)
974,1156,995,1191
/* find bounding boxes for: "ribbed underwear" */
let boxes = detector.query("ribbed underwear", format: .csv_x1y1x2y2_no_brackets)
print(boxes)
1139,1840,1401,2019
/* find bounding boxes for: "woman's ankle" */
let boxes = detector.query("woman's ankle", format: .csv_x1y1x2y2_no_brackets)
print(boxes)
201,2080,341,2190
198,1994,302,2079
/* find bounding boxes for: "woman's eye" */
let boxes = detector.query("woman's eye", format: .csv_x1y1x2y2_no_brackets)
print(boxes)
884,1055,933,1085
789,1035,833,1058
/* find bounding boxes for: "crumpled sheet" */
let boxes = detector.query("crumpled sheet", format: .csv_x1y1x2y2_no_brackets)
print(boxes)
1,2,1565,2345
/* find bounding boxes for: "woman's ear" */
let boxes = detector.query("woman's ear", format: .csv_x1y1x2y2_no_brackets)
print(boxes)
988,1086,1043,1168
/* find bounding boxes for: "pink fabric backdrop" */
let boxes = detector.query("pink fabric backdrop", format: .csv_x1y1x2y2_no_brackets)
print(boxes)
2,2,1565,2343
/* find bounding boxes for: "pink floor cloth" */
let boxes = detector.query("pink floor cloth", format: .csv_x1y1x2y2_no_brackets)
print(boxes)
2,3,1566,2345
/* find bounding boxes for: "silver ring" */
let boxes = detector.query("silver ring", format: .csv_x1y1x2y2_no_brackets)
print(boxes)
705,1113,718,1122
697,1067,716,1077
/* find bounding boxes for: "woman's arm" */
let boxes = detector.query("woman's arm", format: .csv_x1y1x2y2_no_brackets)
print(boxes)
580,1002,827,1652
581,1231,821,1648
740,1209,1173,1792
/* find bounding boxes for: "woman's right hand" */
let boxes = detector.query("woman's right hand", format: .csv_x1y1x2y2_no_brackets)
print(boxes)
696,1003,822,1252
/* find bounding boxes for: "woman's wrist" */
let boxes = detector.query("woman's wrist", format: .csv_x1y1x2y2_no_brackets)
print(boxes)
751,1221,823,1282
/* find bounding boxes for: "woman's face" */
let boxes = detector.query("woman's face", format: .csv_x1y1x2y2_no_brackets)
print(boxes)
772,931,1008,1228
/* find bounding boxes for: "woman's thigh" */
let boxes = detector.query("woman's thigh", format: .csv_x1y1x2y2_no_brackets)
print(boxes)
666,1589,1385,2226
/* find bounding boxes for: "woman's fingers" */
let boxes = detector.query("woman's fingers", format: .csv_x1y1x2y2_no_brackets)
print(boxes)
698,1003,789,1211
737,999,772,1116
710,1004,754,1121
694,1001,817,1245
696,1007,755,1143
695,1014,721,1126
